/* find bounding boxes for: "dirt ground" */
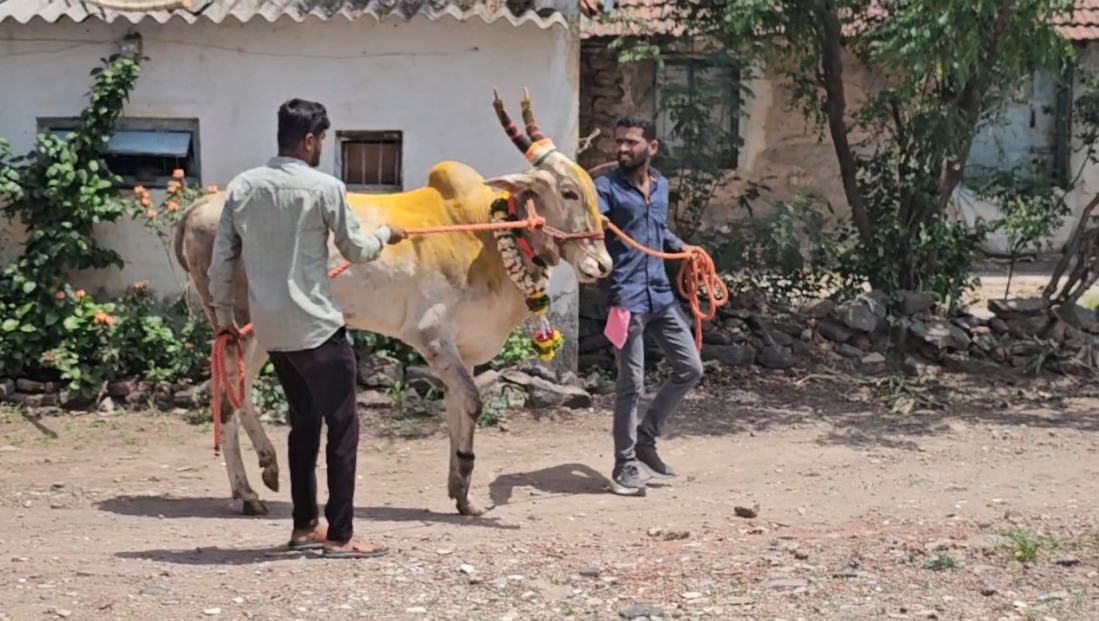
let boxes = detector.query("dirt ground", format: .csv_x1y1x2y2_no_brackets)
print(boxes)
2,362,1099,621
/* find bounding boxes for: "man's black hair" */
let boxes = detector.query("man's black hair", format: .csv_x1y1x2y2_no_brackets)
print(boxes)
277,98,331,151
615,115,657,141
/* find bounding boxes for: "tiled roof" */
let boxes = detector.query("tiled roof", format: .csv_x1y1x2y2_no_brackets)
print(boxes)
583,0,1099,41
1057,0,1099,40
581,0,672,38
0,0,571,26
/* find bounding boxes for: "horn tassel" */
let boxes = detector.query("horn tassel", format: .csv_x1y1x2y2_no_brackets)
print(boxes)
493,88,533,155
520,87,547,143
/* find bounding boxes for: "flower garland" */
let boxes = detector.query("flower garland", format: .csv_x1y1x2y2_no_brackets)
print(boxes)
490,197,564,362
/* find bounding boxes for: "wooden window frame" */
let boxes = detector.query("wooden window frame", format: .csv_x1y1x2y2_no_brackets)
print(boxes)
651,55,741,169
335,130,403,193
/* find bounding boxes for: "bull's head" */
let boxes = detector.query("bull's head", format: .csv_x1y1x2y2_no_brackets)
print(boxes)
484,89,613,284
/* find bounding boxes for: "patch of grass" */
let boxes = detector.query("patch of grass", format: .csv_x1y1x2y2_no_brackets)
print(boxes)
388,382,441,420
1003,529,1047,563
0,407,23,424
479,384,526,429
924,554,959,571
184,409,210,426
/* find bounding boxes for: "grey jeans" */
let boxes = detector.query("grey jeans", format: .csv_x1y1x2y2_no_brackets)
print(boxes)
613,303,704,465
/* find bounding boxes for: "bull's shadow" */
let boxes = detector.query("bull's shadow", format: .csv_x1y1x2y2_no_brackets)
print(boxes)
96,496,517,530
488,462,611,507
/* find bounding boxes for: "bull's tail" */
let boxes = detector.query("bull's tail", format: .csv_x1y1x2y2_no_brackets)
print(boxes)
173,198,202,274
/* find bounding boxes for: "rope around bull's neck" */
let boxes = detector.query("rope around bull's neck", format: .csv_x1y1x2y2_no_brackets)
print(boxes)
208,210,726,455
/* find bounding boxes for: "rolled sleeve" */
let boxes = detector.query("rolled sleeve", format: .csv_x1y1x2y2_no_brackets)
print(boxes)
323,182,389,263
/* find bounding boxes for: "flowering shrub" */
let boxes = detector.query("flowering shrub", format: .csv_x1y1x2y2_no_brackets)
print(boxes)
0,53,213,399
127,168,218,241
0,54,142,388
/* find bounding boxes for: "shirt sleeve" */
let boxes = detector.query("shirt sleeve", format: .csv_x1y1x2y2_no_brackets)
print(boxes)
323,181,391,264
596,176,612,217
208,180,243,328
663,226,687,253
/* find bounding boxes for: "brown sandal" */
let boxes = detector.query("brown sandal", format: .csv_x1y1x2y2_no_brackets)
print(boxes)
323,535,388,559
287,523,327,551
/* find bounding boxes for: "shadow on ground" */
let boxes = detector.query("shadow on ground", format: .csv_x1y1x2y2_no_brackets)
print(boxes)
488,462,610,507
96,496,518,530
633,370,1099,451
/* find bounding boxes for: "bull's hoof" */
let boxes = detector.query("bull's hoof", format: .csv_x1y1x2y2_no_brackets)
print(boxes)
262,464,280,493
456,499,487,517
242,498,270,516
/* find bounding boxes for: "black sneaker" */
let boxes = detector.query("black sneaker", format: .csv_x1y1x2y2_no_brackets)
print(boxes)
611,462,647,496
637,445,677,478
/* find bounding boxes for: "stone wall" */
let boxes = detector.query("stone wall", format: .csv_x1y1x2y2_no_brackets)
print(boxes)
579,39,656,171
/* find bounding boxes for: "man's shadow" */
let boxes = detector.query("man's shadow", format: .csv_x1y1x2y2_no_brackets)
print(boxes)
489,462,612,507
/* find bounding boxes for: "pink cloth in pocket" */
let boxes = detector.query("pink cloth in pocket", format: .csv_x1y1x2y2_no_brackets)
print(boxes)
604,306,631,350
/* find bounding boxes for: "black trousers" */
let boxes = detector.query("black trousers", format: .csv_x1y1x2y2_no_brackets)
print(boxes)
268,327,359,544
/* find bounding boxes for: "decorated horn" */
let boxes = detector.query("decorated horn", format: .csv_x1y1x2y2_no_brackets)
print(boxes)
493,89,533,155
520,87,547,143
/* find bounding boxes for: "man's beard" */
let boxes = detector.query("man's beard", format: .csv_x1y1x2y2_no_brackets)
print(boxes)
618,152,648,172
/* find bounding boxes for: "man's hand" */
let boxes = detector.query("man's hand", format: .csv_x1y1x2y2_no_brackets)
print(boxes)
387,226,408,245
682,244,704,255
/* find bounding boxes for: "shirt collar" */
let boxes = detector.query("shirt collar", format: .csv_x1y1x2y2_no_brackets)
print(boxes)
611,165,663,189
267,155,310,169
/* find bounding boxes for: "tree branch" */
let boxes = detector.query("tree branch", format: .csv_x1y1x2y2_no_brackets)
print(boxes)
933,5,1014,215
1044,192,1099,302
817,3,872,242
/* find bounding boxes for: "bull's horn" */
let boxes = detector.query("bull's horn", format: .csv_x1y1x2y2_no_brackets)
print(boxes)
493,88,533,155
520,87,547,143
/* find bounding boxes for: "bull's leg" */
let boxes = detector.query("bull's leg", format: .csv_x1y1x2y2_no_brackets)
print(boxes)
221,406,268,515
220,337,269,516
420,335,485,516
238,337,280,493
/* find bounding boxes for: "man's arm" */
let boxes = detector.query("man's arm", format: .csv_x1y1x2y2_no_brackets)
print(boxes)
208,184,243,331
323,183,401,263
596,176,613,218
663,226,687,253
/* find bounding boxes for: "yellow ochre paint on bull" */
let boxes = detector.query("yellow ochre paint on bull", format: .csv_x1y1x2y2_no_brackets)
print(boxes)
569,160,602,230
344,161,510,290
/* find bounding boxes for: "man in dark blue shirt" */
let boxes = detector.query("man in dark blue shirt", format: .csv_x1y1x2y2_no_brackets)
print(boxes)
597,116,704,496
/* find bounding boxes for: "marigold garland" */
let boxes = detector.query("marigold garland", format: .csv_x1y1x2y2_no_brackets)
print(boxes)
490,197,563,361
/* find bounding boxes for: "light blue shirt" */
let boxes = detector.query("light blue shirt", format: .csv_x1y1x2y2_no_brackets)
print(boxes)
208,156,391,352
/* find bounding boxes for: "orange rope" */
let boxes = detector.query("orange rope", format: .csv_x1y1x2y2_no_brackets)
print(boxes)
602,219,728,351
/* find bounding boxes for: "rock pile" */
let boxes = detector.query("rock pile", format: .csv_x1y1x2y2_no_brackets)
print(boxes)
578,286,1099,376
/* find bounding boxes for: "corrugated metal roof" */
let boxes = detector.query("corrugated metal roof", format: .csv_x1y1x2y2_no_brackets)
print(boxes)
583,0,1099,41
0,0,571,27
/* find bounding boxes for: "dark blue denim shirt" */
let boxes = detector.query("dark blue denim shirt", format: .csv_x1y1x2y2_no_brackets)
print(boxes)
597,166,686,315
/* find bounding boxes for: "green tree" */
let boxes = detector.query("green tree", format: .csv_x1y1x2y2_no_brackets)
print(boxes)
606,0,1075,306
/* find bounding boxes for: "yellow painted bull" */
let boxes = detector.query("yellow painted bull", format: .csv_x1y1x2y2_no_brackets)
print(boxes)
174,92,612,516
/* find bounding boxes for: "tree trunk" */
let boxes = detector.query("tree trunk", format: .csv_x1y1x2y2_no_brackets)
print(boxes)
817,4,872,244
1044,193,1099,303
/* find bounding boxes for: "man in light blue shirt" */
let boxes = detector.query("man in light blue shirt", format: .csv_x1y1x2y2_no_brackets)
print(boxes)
209,98,405,558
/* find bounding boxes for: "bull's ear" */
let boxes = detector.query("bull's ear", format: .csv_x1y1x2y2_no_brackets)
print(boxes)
484,169,555,195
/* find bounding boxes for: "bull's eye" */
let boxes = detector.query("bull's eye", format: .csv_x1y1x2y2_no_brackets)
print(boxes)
562,190,580,201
